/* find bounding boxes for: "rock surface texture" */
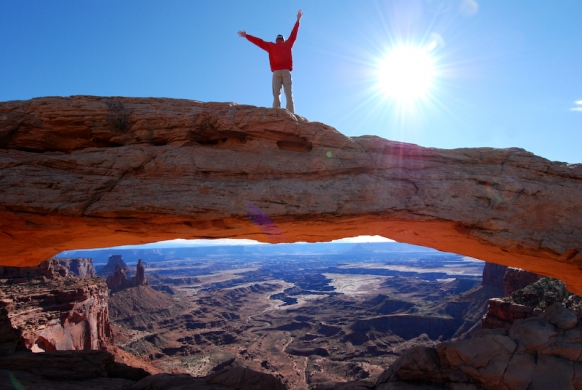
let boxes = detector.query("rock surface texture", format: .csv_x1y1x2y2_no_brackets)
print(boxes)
1,96,582,292
377,303,582,390
0,262,111,354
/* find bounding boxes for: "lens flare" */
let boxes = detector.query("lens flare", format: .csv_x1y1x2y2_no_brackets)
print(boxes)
247,202,283,239
10,373,26,390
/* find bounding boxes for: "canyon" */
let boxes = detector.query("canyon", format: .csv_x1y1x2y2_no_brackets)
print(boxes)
2,249,582,389
98,244,487,389
1,96,581,292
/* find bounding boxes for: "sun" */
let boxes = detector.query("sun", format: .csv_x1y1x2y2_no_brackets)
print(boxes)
377,45,436,102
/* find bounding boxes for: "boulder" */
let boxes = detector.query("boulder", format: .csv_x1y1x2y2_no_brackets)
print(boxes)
540,302,578,330
377,303,582,389
481,298,542,330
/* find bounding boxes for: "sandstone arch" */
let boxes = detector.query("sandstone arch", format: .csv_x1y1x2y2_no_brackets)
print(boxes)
1,97,581,292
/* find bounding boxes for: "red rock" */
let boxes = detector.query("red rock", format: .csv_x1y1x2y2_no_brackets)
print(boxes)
106,263,130,291
106,259,148,291
0,275,112,353
481,298,542,330
0,257,96,281
133,259,148,287
1,96,582,295
56,257,96,278
0,258,68,279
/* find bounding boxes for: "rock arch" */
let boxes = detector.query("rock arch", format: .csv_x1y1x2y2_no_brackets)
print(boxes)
1,97,581,292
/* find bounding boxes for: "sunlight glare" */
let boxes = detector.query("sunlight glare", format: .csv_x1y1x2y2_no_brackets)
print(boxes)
377,45,436,102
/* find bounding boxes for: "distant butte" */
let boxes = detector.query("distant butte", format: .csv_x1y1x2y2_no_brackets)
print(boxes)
0,96,581,292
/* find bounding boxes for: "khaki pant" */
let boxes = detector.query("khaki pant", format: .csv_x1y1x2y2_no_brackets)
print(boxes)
272,69,294,113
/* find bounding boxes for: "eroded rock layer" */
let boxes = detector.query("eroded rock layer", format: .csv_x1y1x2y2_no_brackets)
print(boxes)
0,266,111,353
1,96,581,292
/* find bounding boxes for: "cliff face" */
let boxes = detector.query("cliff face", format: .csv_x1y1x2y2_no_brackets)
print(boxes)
1,96,582,293
481,263,507,293
0,260,111,354
503,266,543,296
0,257,96,280
56,258,96,278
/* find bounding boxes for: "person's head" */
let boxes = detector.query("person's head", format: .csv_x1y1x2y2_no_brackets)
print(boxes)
276,34,284,42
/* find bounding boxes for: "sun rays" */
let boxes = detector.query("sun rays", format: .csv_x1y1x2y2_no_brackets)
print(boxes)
376,45,436,102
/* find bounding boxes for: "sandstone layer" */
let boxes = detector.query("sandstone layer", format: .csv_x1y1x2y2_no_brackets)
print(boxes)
1,96,581,291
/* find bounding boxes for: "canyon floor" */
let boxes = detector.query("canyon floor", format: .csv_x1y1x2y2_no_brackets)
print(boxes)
87,242,497,389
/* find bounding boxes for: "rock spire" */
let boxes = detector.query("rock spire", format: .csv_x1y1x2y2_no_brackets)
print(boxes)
106,259,148,292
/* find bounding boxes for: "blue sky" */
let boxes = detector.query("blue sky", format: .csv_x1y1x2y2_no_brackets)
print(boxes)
1,0,581,164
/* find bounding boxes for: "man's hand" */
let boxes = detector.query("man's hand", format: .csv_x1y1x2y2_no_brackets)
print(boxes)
297,9,303,22
238,30,247,38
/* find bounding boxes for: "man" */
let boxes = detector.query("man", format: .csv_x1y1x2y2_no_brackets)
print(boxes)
238,10,303,114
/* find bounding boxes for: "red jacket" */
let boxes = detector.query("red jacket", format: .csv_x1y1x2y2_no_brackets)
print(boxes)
246,21,300,72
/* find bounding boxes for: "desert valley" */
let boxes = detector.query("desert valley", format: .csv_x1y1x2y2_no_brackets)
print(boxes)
64,241,488,389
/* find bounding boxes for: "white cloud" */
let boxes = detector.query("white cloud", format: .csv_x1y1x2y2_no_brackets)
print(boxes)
459,0,479,17
330,235,395,243
113,238,266,249
571,100,582,112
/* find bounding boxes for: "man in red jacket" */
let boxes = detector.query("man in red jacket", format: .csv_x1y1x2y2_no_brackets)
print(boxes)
238,10,303,114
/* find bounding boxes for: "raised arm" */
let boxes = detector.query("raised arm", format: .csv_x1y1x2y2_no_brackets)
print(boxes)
238,29,270,51
287,10,302,46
